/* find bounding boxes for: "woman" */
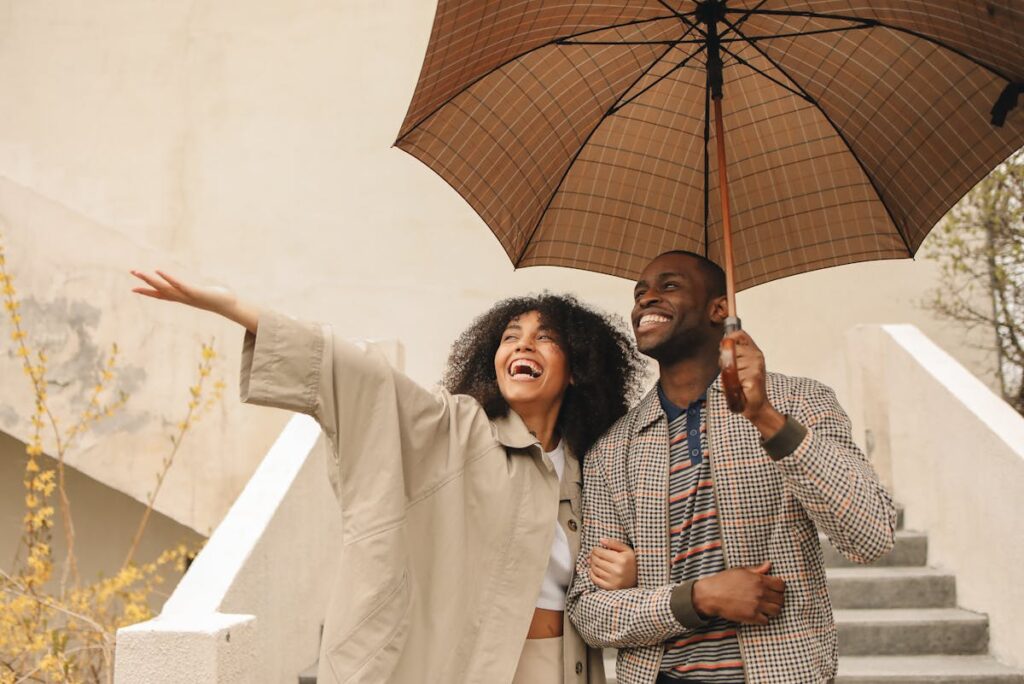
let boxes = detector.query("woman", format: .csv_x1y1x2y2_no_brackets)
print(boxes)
131,270,643,684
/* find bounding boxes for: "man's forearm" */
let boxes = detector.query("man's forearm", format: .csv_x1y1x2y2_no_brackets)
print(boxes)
569,584,691,649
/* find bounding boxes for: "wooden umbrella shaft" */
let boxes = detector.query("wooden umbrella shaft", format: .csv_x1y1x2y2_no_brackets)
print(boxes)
713,95,738,321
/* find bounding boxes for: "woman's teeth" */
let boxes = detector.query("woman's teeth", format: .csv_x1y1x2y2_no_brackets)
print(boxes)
510,359,542,378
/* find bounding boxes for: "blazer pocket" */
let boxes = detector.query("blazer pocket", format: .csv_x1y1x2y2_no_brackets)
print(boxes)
327,572,412,683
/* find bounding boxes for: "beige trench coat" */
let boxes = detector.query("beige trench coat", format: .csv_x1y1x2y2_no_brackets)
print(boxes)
240,310,606,684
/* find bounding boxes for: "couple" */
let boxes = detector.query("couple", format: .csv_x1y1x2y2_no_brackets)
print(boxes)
131,250,895,684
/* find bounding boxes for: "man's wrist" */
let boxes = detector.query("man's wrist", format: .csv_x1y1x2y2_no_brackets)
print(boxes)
749,405,786,440
671,579,711,628
690,578,715,620
761,415,809,461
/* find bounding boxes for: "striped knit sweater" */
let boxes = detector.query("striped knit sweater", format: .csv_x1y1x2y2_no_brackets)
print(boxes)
660,390,743,682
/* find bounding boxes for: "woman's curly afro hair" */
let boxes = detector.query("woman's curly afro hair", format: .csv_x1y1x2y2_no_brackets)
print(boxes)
442,293,645,459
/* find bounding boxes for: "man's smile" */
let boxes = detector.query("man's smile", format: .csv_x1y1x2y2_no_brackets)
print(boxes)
637,312,672,331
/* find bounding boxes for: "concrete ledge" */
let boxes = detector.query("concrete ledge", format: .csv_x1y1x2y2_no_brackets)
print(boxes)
115,613,256,684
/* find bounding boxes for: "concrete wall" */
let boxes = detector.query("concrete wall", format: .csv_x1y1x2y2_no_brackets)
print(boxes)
846,325,1024,669
0,0,999,538
0,429,204,606
117,416,335,684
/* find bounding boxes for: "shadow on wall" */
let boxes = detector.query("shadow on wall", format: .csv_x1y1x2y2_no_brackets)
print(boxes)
0,429,206,611
0,295,148,436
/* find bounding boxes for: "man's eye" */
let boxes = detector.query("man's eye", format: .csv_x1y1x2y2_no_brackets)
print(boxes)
664,282,678,290
503,334,517,341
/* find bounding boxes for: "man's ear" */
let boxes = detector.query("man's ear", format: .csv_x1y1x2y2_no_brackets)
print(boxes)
708,295,729,324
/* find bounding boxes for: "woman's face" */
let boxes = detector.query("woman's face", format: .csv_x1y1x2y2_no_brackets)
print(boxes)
494,310,571,415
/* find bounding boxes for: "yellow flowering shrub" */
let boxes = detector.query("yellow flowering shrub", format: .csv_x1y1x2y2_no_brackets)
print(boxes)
0,235,223,683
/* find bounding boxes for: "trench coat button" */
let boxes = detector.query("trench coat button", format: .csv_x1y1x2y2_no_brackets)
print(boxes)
575,661,583,675
568,519,578,532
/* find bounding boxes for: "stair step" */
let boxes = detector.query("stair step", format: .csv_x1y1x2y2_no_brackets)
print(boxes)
837,655,1024,683
836,608,988,656
606,651,1024,684
298,664,317,684
827,566,956,609
823,530,927,568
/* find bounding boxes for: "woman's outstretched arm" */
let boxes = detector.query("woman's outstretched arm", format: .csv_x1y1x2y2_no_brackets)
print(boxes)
130,269,260,333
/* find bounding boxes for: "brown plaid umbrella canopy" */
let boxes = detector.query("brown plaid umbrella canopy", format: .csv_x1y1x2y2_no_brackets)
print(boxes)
395,1,1024,294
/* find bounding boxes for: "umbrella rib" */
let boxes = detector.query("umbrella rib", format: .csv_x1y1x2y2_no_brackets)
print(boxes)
564,25,872,46
396,14,679,142
611,44,707,115
718,43,813,101
724,8,1015,84
512,40,683,266
723,18,914,256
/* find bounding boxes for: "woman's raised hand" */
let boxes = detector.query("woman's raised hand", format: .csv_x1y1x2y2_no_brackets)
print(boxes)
589,537,638,590
130,270,259,333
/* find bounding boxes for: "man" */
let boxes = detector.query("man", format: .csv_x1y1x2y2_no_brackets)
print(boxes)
567,250,896,684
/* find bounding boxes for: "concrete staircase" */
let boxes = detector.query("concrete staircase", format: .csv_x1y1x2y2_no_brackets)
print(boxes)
826,513,1023,684
300,512,1023,683
603,511,1023,683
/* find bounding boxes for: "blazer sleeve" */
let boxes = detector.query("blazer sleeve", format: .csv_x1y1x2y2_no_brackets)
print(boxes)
567,440,693,649
777,379,897,564
239,309,494,540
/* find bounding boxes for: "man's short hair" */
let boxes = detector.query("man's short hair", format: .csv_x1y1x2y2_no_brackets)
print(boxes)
657,250,727,299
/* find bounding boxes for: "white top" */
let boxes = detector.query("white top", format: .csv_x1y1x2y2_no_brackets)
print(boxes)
536,442,573,610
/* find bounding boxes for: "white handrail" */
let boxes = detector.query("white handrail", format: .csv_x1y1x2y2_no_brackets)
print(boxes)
846,324,1024,670
115,414,334,683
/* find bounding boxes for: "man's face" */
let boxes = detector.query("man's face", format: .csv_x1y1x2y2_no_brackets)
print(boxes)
631,253,719,361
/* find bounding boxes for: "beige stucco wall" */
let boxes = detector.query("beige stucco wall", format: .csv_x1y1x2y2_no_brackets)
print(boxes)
0,0,999,539
0,430,204,605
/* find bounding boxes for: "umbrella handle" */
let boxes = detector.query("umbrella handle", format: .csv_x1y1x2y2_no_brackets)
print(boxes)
720,317,746,414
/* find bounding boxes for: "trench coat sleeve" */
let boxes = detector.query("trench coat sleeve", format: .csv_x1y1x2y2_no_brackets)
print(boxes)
567,441,690,649
239,309,495,540
776,379,897,564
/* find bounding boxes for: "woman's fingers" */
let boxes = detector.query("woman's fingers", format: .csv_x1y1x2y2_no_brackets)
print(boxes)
590,555,616,575
131,270,179,299
590,569,612,589
155,269,189,294
131,287,165,300
591,547,623,563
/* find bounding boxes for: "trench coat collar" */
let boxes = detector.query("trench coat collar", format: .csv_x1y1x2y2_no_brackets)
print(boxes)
492,411,581,487
634,375,723,434
491,409,541,449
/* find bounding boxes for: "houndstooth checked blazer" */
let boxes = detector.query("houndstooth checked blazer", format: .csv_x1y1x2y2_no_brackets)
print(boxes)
567,372,897,684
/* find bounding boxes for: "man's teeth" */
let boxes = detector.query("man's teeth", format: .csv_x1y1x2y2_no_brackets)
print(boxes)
639,314,670,327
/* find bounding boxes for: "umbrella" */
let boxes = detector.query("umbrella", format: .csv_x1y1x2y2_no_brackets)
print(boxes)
395,0,1024,409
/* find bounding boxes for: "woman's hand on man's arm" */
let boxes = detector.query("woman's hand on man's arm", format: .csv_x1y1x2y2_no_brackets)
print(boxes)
589,538,637,590
130,269,260,333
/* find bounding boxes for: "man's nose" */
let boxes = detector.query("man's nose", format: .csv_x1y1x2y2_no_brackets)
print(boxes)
637,290,660,307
